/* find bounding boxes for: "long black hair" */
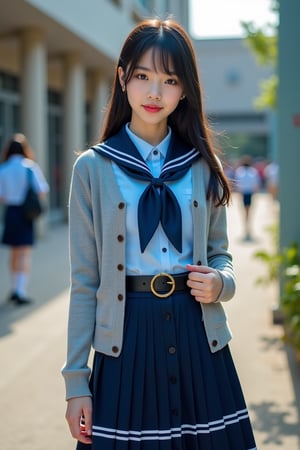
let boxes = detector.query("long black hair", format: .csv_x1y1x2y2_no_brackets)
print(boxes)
101,18,230,205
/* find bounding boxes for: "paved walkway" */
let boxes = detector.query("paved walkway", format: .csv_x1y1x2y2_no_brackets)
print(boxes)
0,193,299,449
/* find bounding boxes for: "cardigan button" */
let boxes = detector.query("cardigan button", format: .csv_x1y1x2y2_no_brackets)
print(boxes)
117,294,124,301
118,202,125,209
193,200,198,207
112,346,119,353
117,264,124,271
197,260,202,266
212,340,218,347
117,234,124,242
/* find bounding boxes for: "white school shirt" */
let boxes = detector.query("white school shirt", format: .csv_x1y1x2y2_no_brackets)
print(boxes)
235,166,260,194
0,155,49,205
111,125,193,275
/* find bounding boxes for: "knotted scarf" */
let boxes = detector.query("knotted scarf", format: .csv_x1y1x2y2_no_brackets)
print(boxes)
93,126,200,253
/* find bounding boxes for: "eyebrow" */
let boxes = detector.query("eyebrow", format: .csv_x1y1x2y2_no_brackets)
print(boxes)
134,64,176,75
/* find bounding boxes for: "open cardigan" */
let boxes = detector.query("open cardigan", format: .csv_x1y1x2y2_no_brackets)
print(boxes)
62,141,236,400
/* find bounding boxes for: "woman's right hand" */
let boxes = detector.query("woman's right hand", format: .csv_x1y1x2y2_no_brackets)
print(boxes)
65,396,93,444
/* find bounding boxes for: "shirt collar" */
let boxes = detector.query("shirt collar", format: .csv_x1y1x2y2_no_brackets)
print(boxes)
8,155,24,162
125,123,171,162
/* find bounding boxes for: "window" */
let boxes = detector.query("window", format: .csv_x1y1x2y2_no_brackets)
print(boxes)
48,90,63,216
0,72,20,150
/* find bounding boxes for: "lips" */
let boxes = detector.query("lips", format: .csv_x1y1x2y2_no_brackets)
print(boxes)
143,104,162,113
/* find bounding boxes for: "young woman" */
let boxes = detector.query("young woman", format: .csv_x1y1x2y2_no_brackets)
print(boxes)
62,18,257,450
0,133,49,304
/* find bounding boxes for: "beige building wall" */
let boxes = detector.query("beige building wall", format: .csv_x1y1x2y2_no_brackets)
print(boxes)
0,0,189,223
193,38,273,133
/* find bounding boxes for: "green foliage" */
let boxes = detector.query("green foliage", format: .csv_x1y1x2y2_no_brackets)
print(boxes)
280,244,300,349
254,226,300,350
241,0,278,110
253,224,280,285
255,74,278,110
242,23,277,66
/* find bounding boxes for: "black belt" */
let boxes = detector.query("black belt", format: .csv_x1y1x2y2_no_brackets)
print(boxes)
126,272,189,298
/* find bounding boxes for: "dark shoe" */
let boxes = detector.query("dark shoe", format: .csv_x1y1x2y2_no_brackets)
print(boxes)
10,293,33,305
8,292,19,302
15,296,33,305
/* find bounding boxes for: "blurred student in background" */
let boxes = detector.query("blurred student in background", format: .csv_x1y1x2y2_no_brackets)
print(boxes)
0,133,49,305
235,155,260,240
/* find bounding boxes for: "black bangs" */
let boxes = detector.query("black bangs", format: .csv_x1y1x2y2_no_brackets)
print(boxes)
121,25,187,83
150,46,176,75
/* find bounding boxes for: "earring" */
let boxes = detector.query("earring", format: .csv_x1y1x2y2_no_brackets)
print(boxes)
180,95,186,100
121,84,126,93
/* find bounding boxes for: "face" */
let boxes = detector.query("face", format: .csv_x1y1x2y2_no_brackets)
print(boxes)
118,48,184,142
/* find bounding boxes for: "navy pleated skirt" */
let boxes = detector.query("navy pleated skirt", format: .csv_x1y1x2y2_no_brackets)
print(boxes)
2,205,34,246
77,289,256,450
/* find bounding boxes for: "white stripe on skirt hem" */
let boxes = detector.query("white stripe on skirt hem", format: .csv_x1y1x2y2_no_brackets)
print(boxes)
92,408,255,442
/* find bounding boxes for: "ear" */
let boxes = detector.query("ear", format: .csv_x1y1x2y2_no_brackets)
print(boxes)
118,66,126,92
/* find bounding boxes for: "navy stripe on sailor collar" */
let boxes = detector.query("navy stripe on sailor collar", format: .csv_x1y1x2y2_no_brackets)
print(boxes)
93,125,200,175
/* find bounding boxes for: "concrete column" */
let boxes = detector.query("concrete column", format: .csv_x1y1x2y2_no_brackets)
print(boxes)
90,70,110,143
63,52,85,213
278,0,300,249
21,28,48,234
21,28,48,173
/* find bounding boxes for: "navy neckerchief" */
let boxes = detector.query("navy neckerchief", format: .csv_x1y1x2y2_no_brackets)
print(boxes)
93,126,200,253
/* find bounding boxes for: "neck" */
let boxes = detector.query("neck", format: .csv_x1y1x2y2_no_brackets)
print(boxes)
128,122,168,147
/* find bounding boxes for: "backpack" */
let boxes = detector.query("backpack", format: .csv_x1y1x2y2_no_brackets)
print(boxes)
22,168,44,221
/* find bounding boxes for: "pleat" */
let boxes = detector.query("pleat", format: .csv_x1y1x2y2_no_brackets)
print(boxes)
85,290,256,450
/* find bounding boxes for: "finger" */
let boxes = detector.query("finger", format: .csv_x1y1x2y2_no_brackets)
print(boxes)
187,277,214,291
193,292,215,304
187,270,216,285
187,264,214,274
65,400,93,444
82,405,93,438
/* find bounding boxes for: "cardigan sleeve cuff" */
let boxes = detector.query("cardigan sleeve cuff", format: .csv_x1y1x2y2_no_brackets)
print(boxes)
214,269,236,302
62,368,92,401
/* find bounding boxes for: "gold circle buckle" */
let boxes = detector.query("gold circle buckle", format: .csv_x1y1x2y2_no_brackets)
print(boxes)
150,273,176,298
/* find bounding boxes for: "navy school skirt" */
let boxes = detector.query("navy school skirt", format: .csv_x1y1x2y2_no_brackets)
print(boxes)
77,289,257,450
2,205,34,246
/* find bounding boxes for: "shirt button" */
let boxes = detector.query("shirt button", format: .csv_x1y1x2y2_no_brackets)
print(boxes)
118,202,125,209
117,234,124,242
112,346,119,353
212,340,218,347
197,260,202,266
165,312,172,321
162,247,167,253
153,149,158,155
117,294,124,301
117,264,124,271
168,346,176,354
193,200,198,207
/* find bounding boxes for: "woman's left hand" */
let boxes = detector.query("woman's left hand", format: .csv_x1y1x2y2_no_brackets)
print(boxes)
186,264,223,304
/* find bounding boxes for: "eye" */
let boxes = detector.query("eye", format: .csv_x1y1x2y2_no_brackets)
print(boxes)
136,73,148,80
165,78,178,85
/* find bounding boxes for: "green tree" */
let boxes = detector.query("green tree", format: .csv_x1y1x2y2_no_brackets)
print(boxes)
241,0,279,109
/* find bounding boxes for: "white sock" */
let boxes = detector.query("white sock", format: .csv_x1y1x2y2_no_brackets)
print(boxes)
14,272,29,297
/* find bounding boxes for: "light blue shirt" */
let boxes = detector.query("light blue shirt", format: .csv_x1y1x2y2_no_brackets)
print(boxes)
112,124,193,275
0,155,49,205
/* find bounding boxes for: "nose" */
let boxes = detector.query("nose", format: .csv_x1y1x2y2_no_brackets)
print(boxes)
147,83,161,100
147,92,161,100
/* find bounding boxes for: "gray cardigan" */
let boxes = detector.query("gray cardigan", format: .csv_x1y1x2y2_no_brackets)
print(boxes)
62,149,236,400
